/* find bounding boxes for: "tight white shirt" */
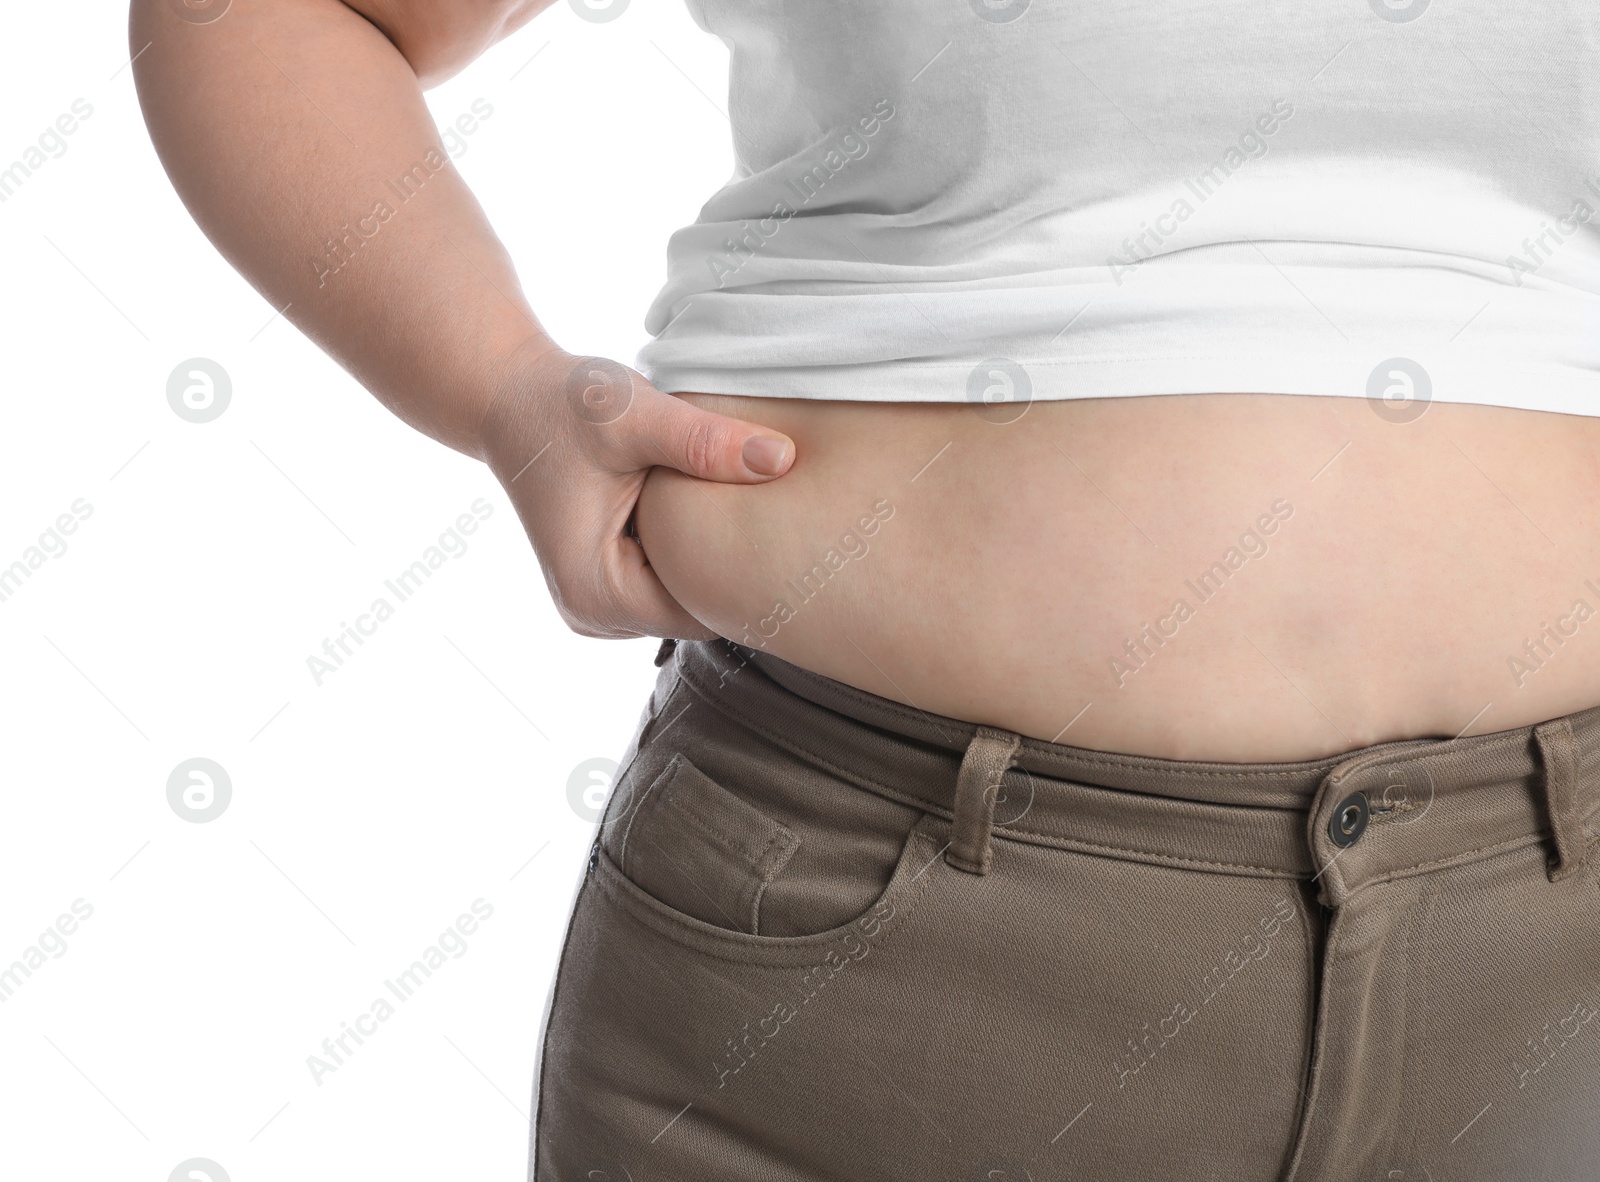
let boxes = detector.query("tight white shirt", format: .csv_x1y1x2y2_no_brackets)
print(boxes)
635,0,1600,416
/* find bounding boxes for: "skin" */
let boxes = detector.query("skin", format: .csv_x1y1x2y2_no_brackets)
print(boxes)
129,0,797,642
639,391,1600,760
134,0,1600,762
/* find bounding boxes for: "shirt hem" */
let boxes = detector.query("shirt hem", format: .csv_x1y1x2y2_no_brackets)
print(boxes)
641,354,1600,419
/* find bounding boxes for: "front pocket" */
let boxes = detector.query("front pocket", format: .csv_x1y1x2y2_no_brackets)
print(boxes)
591,811,946,966
600,687,931,939
618,753,801,935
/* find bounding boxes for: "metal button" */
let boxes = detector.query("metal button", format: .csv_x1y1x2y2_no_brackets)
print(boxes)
1328,791,1369,847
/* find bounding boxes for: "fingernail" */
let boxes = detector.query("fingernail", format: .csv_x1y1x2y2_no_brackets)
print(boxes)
742,434,791,475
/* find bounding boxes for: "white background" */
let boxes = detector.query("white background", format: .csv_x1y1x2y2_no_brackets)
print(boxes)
0,2,729,1178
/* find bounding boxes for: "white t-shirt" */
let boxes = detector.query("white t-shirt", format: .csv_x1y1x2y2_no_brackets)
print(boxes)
635,0,1600,416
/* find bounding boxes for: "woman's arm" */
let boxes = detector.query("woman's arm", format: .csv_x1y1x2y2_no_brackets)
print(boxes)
130,0,795,637
131,0,554,454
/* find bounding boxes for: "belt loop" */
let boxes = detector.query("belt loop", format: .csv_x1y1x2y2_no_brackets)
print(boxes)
1535,717,1588,882
946,726,1023,875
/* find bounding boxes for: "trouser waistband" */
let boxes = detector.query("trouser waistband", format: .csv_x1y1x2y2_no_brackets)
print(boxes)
669,639,1600,905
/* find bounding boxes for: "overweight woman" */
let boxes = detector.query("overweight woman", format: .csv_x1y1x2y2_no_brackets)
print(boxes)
132,1,1600,1179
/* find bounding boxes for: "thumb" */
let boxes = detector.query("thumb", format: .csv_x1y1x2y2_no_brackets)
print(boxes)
632,386,796,482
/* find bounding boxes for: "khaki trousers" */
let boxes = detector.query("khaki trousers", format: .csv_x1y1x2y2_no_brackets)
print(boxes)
533,638,1600,1181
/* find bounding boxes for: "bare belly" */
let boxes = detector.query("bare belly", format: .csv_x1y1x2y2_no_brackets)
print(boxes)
634,391,1600,762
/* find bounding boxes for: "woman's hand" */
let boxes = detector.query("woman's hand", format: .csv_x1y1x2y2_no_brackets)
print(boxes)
133,0,764,640
479,343,796,640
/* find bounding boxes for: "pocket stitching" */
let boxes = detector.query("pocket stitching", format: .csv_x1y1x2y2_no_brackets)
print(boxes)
630,754,803,932
658,765,800,881
589,814,943,968
657,784,792,933
605,678,691,863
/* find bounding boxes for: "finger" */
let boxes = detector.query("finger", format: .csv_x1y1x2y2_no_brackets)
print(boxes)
612,383,795,483
601,533,722,641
